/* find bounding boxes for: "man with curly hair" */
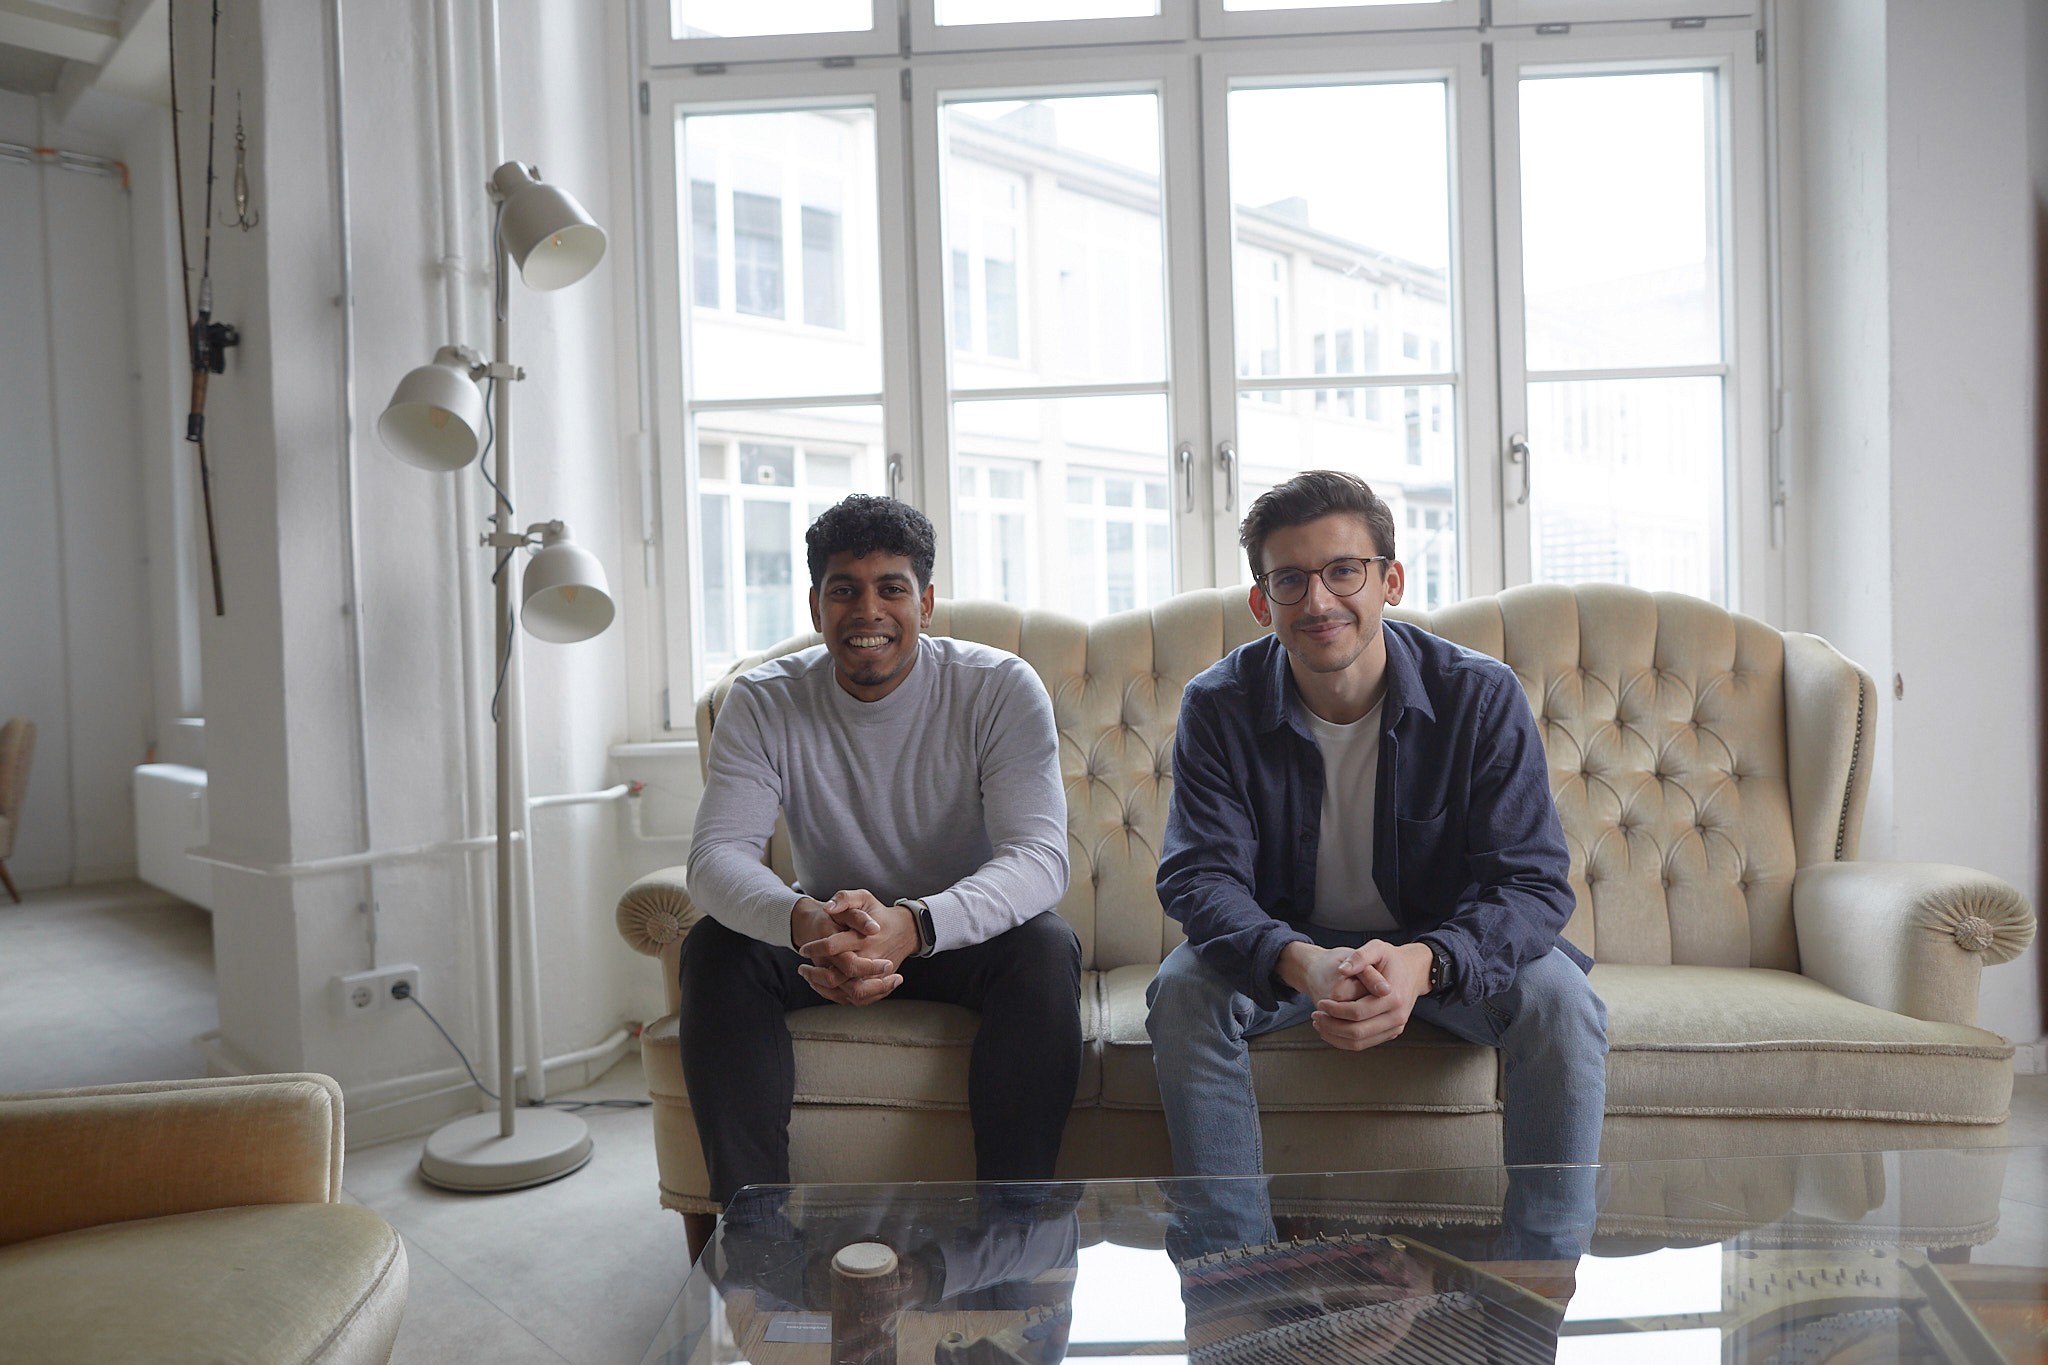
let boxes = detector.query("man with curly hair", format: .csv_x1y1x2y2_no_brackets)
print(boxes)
680,494,1080,1205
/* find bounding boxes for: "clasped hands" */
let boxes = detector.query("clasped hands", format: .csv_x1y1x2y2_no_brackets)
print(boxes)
1277,939,1436,1051
790,890,922,1006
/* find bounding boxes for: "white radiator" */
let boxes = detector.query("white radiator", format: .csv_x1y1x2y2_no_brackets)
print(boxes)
134,764,213,911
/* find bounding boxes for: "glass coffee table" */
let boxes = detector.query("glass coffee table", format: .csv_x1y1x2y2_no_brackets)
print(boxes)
640,1147,2047,1363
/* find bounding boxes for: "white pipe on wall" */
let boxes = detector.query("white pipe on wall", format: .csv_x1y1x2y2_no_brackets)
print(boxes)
435,0,495,1090
325,0,384,969
476,0,552,1106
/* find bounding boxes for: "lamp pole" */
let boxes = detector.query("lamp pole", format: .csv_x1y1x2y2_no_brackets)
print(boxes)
491,215,519,1142
389,160,608,1193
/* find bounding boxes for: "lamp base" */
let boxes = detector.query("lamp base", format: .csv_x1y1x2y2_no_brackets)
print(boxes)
418,1108,593,1192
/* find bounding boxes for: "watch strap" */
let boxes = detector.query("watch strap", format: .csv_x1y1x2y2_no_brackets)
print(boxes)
897,898,936,957
1423,937,1455,999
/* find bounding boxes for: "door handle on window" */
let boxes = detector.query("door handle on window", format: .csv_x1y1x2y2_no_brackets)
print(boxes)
887,453,905,498
1176,441,1194,513
1217,440,1237,513
1507,433,1530,507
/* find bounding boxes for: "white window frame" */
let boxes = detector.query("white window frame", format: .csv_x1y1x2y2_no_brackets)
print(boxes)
1198,38,1500,594
646,68,919,701
1489,26,1771,611
910,2,1192,53
1490,0,1758,29
635,4,1778,727
909,51,1209,601
643,0,897,68
1197,0,1481,43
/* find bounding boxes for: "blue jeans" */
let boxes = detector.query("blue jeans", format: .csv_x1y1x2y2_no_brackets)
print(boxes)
1146,937,1608,1259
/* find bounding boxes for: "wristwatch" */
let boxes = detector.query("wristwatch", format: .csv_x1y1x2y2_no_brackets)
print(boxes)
897,898,937,957
1422,938,1455,999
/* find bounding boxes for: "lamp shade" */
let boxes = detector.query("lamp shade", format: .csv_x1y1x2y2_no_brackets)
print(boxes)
521,522,615,643
378,346,486,471
492,162,606,292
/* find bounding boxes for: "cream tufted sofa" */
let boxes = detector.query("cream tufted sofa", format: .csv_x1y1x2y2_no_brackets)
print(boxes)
617,584,2035,1218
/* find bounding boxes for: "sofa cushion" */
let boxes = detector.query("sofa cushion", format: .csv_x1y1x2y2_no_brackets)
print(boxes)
1596,964,2016,1124
642,987,1104,1110
0,1203,407,1364
1096,963,1501,1113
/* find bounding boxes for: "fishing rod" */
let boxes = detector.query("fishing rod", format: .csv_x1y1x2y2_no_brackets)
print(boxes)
169,0,235,615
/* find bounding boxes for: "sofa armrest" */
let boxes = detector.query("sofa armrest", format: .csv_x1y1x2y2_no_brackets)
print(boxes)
1792,862,2035,1027
617,866,700,1019
0,1073,345,1248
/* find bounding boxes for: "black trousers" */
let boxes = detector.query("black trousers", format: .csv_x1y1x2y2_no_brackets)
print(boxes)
677,910,1084,1206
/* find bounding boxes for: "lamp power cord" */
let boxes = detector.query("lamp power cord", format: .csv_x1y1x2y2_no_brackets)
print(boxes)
394,981,650,1113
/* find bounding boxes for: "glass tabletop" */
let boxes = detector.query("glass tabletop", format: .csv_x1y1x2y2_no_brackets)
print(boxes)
640,1146,2047,1364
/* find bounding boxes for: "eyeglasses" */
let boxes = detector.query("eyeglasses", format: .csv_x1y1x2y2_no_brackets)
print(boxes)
1254,556,1390,606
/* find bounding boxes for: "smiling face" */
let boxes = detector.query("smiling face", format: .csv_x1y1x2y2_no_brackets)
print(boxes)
809,550,935,702
1250,512,1404,717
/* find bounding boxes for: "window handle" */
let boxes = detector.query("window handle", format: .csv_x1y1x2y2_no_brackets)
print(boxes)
887,452,905,499
1507,433,1530,507
1176,441,1193,513
1217,440,1237,514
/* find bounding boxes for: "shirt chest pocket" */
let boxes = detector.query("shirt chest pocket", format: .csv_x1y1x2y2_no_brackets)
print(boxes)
1393,810,1469,910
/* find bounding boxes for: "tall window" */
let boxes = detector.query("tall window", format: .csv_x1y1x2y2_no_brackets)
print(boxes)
646,8,1767,705
668,102,893,687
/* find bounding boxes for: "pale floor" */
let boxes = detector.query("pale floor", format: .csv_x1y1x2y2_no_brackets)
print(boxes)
4,881,2047,1362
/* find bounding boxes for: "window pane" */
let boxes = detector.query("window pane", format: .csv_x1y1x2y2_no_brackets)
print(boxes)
801,206,844,328
1528,377,1722,602
1228,0,1446,7
942,94,1166,385
1228,82,1451,382
700,493,730,658
681,107,882,401
1234,386,1458,610
938,0,1155,19
1520,71,1721,371
742,499,793,651
690,180,719,308
732,190,784,318
671,0,870,40
951,394,1172,619
693,406,887,691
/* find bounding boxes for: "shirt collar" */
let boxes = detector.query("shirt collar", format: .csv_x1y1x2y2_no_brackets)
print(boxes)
1251,620,1437,738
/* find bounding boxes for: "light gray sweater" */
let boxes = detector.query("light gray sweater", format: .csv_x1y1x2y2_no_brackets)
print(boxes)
687,635,1070,951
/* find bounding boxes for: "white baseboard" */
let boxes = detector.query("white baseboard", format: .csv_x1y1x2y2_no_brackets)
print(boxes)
196,1029,260,1077
2014,1039,2048,1075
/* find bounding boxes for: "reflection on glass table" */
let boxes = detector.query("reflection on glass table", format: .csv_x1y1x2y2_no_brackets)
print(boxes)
641,1147,2042,1364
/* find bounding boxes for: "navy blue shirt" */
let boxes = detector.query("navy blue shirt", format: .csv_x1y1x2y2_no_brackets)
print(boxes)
1157,621,1588,1010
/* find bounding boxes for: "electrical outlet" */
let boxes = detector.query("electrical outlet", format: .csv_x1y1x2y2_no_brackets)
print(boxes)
334,964,422,1017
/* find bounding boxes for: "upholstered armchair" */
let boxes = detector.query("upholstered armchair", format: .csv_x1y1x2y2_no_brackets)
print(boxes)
0,716,34,903
0,1073,408,1363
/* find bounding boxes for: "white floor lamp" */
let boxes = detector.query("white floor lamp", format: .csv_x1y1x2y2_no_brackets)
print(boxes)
378,161,613,1191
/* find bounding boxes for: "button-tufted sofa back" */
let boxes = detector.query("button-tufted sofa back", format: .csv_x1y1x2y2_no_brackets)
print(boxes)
697,582,1875,976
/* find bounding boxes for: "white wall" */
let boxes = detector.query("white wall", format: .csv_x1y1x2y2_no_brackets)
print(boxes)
160,0,663,1129
0,92,155,889
1794,0,2043,1050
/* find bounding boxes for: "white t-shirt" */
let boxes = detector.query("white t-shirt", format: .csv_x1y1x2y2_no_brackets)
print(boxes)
1304,697,1395,933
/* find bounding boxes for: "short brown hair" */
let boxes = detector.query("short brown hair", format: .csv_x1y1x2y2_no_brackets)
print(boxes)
1239,470,1397,575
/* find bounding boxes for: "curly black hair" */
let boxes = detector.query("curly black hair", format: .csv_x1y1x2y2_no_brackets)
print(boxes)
805,494,937,590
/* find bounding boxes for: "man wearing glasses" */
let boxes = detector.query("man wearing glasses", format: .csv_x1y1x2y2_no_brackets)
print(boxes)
1148,470,1606,1257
